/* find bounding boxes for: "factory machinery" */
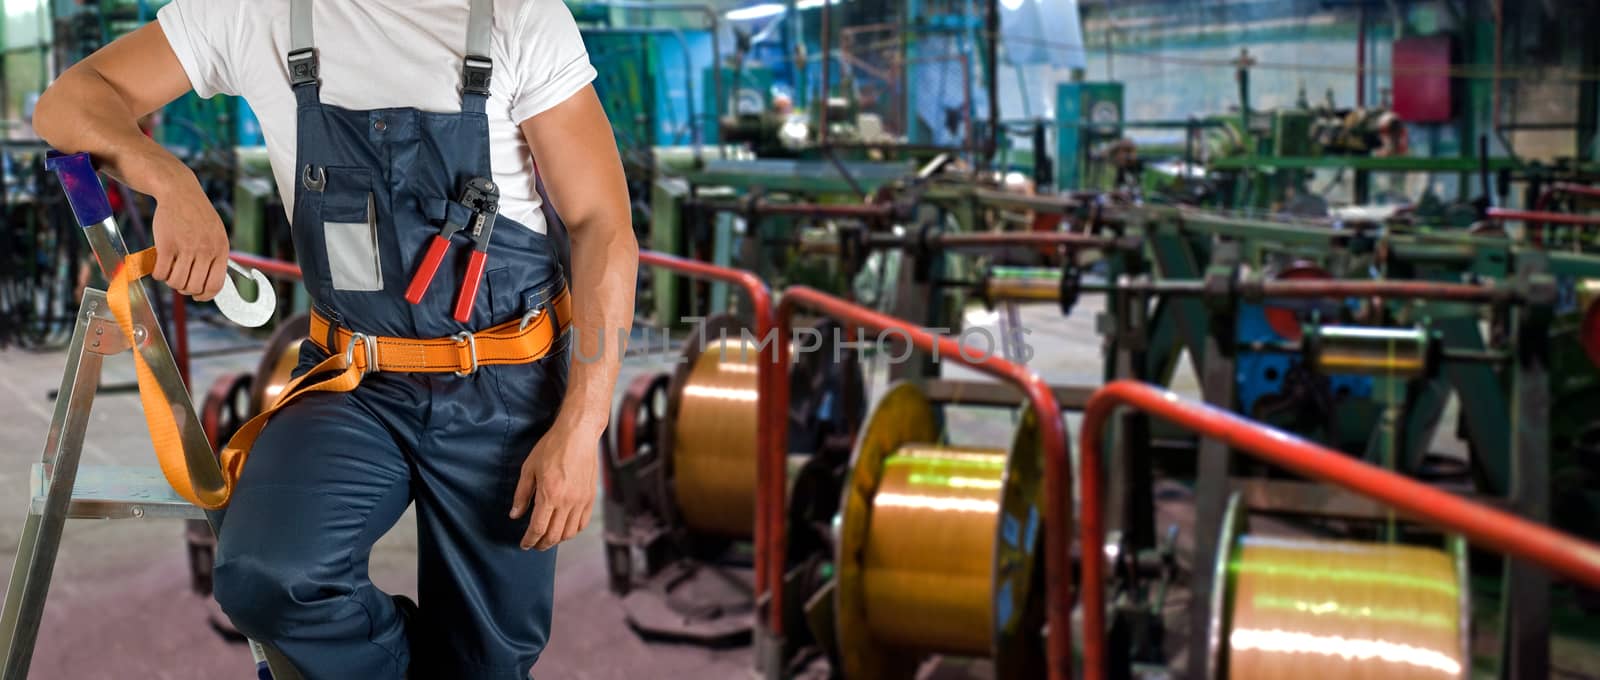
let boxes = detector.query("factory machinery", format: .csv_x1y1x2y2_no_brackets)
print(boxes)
162,156,1600,679
112,124,1600,680
596,187,1600,679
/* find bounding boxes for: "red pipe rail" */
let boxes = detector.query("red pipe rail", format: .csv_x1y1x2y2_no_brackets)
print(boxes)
1486,207,1600,228
692,199,896,221
1536,182,1600,210
229,251,304,281
1243,278,1524,303
931,231,1117,250
1079,383,1600,646
635,251,782,632
1550,182,1600,202
772,287,1085,680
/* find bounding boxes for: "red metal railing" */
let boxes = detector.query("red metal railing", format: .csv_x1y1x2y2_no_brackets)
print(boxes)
772,287,1084,680
1535,182,1600,210
931,231,1116,250
229,251,304,281
635,251,782,632
1486,207,1600,228
1079,383,1600,625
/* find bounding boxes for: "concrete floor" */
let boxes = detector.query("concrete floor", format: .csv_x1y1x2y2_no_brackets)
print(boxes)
1,296,1590,678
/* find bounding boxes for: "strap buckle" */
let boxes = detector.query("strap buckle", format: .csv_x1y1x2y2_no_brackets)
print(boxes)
343,332,378,376
288,47,320,87
462,55,493,96
453,331,480,376
519,304,546,331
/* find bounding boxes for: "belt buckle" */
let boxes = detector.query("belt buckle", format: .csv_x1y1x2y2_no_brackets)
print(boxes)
518,304,546,331
343,332,379,376
453,331,479,376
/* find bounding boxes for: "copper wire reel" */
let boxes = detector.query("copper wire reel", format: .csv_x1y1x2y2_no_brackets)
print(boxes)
1206,493,1470,680
665,314,864,539
1579,279,1600,370
834,382,1047,679
250,312,310,413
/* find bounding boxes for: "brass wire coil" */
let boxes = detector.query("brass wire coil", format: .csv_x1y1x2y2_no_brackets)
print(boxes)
257,338,305,411
673,337,762,536
1308,325,1430,379
1213,496,1469,680
250,313,310,414
862,443,1008,656
836,382,1047,680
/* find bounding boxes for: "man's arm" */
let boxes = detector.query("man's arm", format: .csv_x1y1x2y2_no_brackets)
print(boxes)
510,85,637,550
33,23,230,300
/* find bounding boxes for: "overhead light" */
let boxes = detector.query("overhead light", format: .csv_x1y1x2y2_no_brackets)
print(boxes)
795,0,843,9
725,2,786,20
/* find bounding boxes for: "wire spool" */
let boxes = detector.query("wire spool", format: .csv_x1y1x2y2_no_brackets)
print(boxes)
611,372,672,496
602,372,672,595
981,268,1064,306
835,382,1047,679
1578,279,1600,370
249,312,310,413
1207,493,1469,680
192,371,253,596
666,314,865,539
1305,325,1431,379
200,372,255,449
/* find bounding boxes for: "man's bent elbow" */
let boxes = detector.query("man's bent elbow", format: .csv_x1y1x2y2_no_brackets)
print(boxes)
32,67,102,150
31,79,70,147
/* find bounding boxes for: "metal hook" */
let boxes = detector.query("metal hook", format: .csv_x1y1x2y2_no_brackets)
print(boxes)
213,260,278,328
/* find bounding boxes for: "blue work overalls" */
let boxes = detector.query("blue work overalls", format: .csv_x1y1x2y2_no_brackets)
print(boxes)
210,0,570,677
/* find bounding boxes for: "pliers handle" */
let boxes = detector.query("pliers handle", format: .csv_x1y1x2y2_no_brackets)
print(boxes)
404,177,499,323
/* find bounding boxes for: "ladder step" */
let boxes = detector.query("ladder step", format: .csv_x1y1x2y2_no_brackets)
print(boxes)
30,464,204,520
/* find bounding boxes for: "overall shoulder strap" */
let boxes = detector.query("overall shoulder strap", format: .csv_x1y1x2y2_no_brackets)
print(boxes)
288,0,320,103
461,0,494,113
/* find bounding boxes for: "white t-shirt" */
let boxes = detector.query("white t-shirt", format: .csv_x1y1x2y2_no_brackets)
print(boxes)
157,0,597,234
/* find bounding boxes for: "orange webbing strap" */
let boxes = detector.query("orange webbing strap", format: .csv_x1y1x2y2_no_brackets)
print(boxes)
107,248,229,508
110,248,570,510
307,288,573,372
217,286,572,497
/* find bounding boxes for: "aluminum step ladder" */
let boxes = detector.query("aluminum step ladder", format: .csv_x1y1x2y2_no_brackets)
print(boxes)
0,153,301,680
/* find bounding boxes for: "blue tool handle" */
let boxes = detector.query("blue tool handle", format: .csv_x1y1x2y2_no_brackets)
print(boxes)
43,151,114,226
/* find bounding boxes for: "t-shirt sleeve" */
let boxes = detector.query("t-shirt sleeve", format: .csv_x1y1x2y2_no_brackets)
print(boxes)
507,0,598,124
156,0,242,98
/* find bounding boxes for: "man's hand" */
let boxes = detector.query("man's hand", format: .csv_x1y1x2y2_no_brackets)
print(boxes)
151,175,230,301
32,21,229,301
509,418,600,550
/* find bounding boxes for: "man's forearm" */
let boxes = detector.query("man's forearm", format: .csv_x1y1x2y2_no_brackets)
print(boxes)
555,214,638,436
35,61,194,200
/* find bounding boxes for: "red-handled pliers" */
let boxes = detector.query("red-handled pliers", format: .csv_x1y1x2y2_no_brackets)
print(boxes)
404,177,500,322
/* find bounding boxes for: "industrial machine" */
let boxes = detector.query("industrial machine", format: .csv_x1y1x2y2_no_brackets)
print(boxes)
600,314,865,651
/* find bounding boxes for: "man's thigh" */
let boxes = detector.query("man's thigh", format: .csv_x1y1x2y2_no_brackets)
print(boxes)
216,389,413,586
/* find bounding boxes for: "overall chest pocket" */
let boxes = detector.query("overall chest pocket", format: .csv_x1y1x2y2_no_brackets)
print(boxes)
321,167,382,292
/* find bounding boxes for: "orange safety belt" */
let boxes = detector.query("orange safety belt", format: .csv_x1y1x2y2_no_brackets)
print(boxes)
109,248,569,510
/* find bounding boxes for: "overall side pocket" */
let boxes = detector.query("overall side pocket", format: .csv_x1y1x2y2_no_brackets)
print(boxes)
322,167,382,292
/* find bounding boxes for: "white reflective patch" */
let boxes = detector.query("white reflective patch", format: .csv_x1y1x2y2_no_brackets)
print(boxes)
326,193,382,291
